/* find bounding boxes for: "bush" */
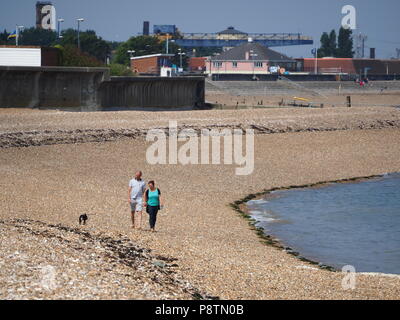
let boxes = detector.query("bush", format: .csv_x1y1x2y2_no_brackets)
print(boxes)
109,63,135,76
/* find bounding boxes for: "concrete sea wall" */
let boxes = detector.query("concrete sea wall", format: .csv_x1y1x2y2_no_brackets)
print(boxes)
99,77,205,109
0,67,205,110
0,66,110,111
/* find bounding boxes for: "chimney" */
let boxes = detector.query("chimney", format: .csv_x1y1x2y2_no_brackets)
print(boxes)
370,48,376,59
143,21,150,36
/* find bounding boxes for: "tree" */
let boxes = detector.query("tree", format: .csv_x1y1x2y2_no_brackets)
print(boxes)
113,36,164,65
194,46,223,58
59,29,110,63
0,29,11,45
161,40,188,69
317,32,331,58
336,27,354,58
318,29,338,58
19,27,57,46
329,30,337,57
56,44,104,67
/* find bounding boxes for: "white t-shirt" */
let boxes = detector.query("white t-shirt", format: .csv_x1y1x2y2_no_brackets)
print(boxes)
129,179,146,200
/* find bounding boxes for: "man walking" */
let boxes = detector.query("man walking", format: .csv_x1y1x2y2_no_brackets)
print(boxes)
128,171,146,229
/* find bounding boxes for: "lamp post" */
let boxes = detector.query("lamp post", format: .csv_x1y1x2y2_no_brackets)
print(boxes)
312,47,318,74
57,18,64,39
127,50,135,71
166,33,169,54
15,25,24,46
77,18,84,50
178,48,186,70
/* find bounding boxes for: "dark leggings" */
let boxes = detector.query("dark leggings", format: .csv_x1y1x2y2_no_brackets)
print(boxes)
147,205,159,229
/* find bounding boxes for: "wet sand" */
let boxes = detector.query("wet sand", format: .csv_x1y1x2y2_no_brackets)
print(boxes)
1,107,400,299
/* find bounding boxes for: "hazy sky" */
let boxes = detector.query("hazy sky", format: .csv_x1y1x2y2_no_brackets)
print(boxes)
1,0,399,58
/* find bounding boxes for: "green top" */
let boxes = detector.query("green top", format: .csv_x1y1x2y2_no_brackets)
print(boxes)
147,188,160,207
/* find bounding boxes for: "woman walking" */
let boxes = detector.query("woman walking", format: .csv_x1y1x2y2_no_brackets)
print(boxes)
143,180,163,232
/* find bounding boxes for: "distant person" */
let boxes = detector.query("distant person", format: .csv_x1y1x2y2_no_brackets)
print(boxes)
128,171,146,229
143,180,163,232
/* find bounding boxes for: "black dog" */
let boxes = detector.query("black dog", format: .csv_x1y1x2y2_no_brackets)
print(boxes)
79,214,88,225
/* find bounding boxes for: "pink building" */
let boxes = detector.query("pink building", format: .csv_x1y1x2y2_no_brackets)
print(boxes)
206,42,296,78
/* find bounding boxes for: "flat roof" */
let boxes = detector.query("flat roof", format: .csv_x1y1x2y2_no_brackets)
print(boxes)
131,53,175,60
0,45,42,49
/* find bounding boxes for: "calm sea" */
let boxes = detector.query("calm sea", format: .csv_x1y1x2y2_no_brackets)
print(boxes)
247,173,400,274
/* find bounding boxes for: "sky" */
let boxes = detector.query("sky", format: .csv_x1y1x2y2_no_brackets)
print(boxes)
1,0,399,59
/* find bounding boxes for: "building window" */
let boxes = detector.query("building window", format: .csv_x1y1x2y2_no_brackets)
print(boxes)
232,61,238,68
213,61,222,68
254,62,263,68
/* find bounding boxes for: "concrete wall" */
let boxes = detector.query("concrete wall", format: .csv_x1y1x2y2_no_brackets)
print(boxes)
0,67,205,111
99,76,205,109
0,66,110,111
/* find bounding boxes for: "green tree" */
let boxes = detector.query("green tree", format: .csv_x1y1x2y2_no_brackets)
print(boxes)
107,40,122,51
19,27,57,46
59,29,110,63
161,40,188,69
194,46,223,57
329,30,337,57
0,29,11,45
56,44,104,67
318,29,338,58
336,27,354,58
113,35,164,65
318,32,329,57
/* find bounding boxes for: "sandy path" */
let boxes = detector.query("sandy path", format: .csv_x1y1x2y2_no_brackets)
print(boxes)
1,124,400,299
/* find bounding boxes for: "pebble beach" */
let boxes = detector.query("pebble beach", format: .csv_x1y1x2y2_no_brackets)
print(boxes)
1,106,400,300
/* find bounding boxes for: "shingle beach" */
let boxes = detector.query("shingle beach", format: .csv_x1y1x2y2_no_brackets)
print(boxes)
1,106,400,299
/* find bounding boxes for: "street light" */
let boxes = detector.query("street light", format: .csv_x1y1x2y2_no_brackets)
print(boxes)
166,33,170,54
15,25,24,46
127,50,135,58
178,48,186,71
57,18,64,39
77,18,84,50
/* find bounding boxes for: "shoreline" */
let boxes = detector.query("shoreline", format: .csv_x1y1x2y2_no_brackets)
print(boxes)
230,174,387,273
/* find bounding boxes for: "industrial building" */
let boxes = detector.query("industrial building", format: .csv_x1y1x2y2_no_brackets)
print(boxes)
130,53,175,76
189,57,207,72
205,42,296,78
176,26,313,48
147,22,313,49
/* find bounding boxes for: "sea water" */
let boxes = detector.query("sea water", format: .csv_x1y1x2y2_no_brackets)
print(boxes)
247,173,400,274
